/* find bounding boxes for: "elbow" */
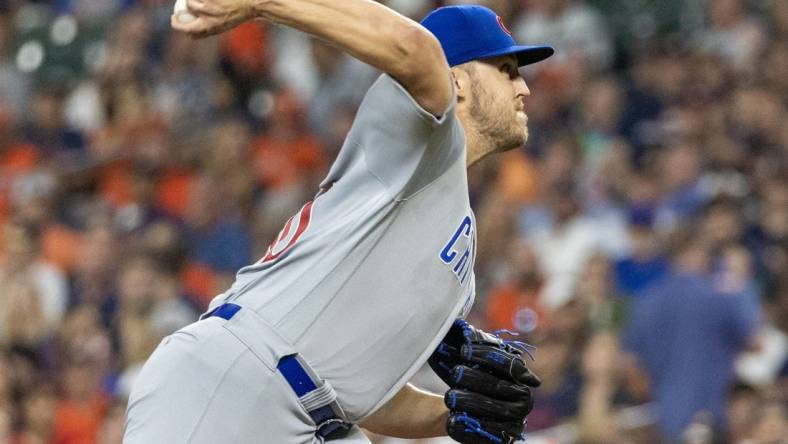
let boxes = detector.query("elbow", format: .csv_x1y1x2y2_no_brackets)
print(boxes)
251,0,281,19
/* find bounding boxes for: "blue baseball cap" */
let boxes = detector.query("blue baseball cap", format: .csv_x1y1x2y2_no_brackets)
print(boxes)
421,5,554,67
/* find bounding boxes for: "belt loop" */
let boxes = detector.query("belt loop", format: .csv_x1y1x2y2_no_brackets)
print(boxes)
200,302,241,321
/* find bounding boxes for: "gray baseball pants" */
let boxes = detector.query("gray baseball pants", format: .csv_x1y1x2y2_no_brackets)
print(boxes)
123,306,371,444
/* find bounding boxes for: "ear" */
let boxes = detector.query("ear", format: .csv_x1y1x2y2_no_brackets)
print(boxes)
450,67,469,103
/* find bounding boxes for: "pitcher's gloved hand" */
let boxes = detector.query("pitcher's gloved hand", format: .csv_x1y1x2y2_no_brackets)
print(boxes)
429,320,540,443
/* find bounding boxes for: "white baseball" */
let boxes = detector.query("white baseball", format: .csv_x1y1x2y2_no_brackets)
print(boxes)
174,0,196,23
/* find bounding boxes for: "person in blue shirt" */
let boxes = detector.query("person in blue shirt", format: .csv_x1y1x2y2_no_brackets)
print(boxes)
623,229,760,442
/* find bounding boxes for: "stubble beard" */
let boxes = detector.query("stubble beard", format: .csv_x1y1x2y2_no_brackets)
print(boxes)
470,89,528,154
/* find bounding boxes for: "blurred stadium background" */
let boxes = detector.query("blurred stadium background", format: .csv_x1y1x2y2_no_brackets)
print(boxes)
0,0,786,443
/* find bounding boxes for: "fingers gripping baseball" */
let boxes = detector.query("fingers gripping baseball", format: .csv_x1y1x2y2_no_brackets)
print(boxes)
172,0,257,38
186,0,255,17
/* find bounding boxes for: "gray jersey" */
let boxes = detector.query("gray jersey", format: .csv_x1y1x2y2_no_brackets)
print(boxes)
209,74,475,422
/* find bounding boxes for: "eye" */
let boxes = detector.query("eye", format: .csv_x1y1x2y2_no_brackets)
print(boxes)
500,63,518,79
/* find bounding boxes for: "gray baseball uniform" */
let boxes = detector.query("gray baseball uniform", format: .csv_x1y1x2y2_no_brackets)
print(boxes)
124,74,476,443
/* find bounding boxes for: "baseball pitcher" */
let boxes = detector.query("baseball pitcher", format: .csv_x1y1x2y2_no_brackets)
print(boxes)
124,1,553,443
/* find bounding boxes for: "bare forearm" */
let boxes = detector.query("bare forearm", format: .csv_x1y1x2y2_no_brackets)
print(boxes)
361,383,448,439
253,0,439,80
178,0,451,113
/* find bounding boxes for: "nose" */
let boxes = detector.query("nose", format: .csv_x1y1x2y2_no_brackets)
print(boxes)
514,77,530,109
515,76,530,98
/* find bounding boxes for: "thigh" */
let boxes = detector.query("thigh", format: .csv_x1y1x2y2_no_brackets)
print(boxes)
187,348,318,444
124,321,317,444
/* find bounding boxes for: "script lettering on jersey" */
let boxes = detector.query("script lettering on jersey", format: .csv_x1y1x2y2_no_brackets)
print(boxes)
260,201,314,263
259,183,332,264
439,215,476,284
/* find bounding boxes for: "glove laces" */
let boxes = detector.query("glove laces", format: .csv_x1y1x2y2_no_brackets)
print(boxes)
494,329,537,362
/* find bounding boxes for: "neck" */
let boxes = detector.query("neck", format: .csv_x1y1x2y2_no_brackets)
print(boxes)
460,111,496,169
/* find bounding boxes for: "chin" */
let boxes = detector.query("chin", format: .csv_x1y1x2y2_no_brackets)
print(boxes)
487,117,528,153
509,126,529,150
498,133,527,153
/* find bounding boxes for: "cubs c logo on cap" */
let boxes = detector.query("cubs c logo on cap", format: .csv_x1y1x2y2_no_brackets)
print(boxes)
496,15,511,36
420,5,553,67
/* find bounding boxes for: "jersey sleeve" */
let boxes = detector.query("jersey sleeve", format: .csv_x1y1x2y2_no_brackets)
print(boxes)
345,73,464,199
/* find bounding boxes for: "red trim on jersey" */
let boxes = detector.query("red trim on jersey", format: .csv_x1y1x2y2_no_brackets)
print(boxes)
278,216,295,244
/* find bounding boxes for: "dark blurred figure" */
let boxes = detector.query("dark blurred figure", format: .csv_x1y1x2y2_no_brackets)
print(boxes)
22,88,85,155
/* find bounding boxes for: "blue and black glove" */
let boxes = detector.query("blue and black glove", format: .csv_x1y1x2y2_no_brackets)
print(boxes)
429,320,540,444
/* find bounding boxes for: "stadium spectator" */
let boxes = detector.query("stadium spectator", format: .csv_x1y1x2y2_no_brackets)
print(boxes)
525,301,586,431
521,179,626,309
575,330,622,443
623,230,761,441
16,384,56,444
749,399,787,444
483,239,545,334
513,0,613,71
613,205,669,298
725,381,760,444
692,0,766,72
0,13,30,120
0,221,67,331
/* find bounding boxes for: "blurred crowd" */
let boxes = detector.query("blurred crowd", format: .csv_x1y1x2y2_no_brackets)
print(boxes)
0,0,785,443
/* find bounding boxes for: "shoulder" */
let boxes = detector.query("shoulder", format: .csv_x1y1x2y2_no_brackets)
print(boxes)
358,74,458,128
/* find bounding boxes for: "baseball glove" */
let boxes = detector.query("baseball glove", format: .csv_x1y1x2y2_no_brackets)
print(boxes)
428,320,540,444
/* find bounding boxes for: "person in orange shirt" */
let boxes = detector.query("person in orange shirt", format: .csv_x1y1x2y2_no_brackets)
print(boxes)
53,356,109,444
485,239,547,334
